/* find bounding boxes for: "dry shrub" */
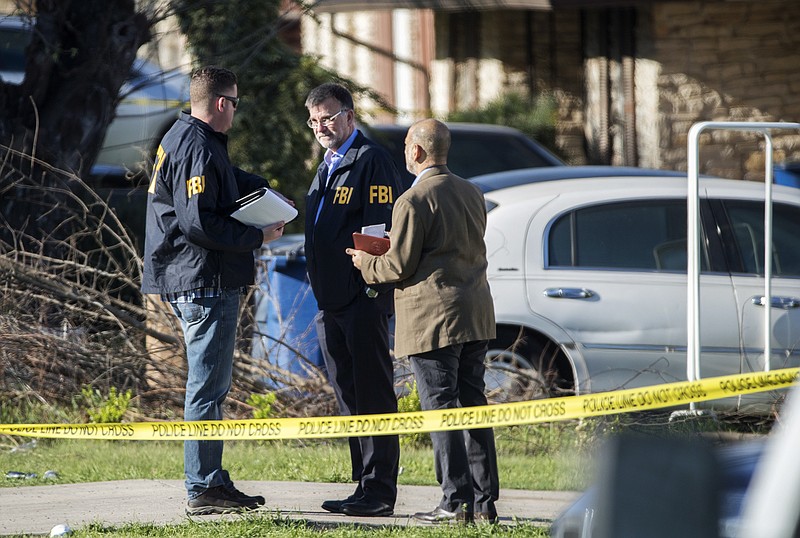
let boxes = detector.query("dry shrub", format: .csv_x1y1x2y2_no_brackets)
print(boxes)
0,147,335,422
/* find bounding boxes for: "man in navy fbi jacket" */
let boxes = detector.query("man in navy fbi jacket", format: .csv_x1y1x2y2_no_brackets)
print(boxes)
304,83,403,517
142,66,287,515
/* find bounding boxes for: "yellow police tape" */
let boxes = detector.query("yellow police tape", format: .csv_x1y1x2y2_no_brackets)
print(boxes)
1,368,797,441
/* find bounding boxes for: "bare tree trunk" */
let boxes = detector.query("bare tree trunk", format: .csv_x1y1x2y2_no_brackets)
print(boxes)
0,0,151,247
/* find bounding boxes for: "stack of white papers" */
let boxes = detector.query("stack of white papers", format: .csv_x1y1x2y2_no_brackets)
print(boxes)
230,188,298,227
361,223,386,237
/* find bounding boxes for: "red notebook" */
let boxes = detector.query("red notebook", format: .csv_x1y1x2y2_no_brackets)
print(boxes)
352,233,390,255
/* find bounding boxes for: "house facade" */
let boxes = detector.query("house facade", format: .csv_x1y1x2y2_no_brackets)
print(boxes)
302,0,800,179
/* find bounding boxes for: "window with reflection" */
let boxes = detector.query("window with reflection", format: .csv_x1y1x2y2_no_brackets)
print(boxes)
547,200,702,271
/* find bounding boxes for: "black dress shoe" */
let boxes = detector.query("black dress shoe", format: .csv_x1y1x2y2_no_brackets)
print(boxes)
341,497,394,517
413,506,473,523
321,493,362,514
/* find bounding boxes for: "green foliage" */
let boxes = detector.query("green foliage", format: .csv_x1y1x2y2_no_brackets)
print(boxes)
396,381,431,448
78,386,132,424
447,92,561,157
247,392,277,419
396,381,422,413
0,396,81,426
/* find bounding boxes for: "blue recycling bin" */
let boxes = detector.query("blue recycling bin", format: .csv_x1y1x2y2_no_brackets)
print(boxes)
251,234,325,383
774,162,800,188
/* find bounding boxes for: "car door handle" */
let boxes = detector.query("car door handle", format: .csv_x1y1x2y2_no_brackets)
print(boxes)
751,296,800,309
544,287,594,299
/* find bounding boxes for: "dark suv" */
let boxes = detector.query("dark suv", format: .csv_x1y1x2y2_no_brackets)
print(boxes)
360,122,564,189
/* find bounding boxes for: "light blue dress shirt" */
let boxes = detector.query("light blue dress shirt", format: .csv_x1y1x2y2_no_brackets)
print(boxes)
315,129,359,224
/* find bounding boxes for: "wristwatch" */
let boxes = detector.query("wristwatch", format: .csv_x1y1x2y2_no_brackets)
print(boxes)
365,287,379,299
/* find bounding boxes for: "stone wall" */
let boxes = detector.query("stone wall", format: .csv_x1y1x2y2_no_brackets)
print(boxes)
302,2,800,176
549,10,588,165
648,1,800,179
423,9,588,163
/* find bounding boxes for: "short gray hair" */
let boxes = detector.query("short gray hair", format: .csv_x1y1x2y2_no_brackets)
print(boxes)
305,82,354,110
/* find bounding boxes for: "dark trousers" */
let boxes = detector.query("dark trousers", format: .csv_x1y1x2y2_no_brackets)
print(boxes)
317,291,399,505
410,340,500,514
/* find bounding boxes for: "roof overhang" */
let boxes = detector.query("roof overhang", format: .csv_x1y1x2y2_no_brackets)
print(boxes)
308,0,648,12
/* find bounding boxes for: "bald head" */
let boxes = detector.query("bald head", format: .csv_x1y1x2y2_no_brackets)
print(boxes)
404,119,451,176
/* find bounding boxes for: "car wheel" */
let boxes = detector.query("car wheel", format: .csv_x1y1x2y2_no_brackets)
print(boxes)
484,327,565,403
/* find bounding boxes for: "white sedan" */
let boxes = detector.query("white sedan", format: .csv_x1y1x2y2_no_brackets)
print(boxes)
475,166,800,413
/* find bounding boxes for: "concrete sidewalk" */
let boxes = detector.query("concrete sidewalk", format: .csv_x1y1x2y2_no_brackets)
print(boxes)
0,479,578,536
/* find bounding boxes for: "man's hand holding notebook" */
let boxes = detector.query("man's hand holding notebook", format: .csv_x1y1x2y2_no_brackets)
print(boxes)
352,223,390,255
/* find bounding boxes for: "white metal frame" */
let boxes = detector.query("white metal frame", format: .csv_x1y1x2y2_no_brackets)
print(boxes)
686,121,800,411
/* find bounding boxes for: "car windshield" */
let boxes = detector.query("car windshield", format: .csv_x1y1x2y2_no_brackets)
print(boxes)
447,131,556,176
366,125,560,187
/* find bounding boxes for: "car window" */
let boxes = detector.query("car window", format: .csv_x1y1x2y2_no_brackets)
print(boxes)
547,199,708,271
722,201,800,277
0,27,29,73
446,132,554,177
365,125,559,187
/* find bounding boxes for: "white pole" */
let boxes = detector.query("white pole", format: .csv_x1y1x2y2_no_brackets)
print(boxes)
686,123,705,413
763,134,774,372
685,122,800,404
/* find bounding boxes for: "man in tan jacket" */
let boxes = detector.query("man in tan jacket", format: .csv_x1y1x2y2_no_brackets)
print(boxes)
347,118,499,524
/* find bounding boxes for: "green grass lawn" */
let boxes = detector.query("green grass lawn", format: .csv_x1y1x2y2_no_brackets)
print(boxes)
0,428,592,490
76,518,552,537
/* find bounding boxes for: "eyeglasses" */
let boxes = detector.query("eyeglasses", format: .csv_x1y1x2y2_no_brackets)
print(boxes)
218,94,239,109
306,109,347,129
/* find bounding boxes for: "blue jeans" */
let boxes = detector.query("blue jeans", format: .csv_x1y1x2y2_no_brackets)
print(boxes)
170,289,240,498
